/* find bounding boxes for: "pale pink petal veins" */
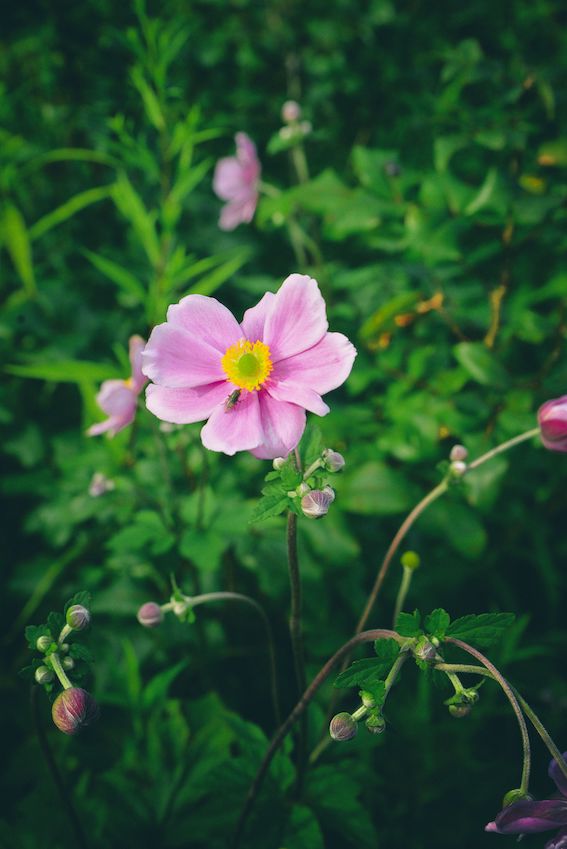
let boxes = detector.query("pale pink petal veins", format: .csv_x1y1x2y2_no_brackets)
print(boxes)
142,324,224,388
271,332,357,395
240,291,276,342
166,295,242,352
267,382,329,416
263,274,328,362
129,335,147,393
250,392,306,460
201,391,263,455
146,382,231,424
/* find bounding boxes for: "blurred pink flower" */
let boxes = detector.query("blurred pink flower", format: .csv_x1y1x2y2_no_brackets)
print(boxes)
142,274,356,459
87,335,146,437
538,396,567,453
213,132,261,230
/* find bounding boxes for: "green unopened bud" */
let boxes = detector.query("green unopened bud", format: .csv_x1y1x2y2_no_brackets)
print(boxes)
400,551,420,571
62,657,75,670
35,666,54,685
272,457,286,470
365,713,386,735
502,789,532,807
329,712,358,742
66,604,90,631
60,643,70,653
360,690,376,709
36,636,52,652
414,636,437,663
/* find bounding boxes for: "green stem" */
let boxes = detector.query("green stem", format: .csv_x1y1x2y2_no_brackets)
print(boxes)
392,566,414,627
50,652,73,691
467,427,540,471
287,511,307,794
444,639,531,794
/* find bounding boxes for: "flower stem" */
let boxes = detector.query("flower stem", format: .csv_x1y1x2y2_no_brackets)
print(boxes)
443,639,531,794
392,566,414,627
467,427,540,471
287,510,307,794
231,628,402,849
50,652,73,691
184,591,282,728
30,686,88,849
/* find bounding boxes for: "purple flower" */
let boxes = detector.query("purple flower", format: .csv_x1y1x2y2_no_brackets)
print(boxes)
213,133,261,231
88,335,147,437
142,274,356,459
137,602,163,628
538,396,567,453
486,751,567,843
51,687,99,735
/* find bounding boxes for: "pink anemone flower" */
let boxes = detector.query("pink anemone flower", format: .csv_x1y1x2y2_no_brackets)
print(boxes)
213,132,261,231
87,335,147,437
142,274,356,459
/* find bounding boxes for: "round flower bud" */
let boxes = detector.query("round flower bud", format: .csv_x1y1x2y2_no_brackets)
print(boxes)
538,396,567,452
301,489,333,519
413,637,437,663
296,482,311,497
365,713,386,735
449,444,468,462
281,100,301,123
51,687,99,735
137,602,163,628
400,551,420,571
450,460,467,477
35,666,54,685
322,449,345,472
273,457,286,470
36,635,52,652
62,656,75,670
360,690,376,709
66,604,90,631
329,712,358,742
322,485,336,503
60,643,69,654
449,703,472,718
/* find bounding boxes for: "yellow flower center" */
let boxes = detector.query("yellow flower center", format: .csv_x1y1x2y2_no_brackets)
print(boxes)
221,339,273,391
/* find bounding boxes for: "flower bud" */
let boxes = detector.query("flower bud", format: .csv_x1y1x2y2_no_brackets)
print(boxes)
360,690,376,709
36,636,52,652
88,472,115,497
413,637,437,663
51,687,99,735
301,489,333,519
137,602,163,628
281,100,301,123
502,789,532,808
66,604,90,631
449,703,472,718
273,456,286,470
322,485,336,503
329,712,358,742
365,713,386,734
450,460,467,477
35,666,54,685
322,449,345,472
60,643,69,654
400,551,420,571
449,444,468,462
62,657,75,670
538,396,567,452
296,482,311,497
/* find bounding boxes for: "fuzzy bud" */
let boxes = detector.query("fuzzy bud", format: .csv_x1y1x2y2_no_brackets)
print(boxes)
62,657,75,670
281,100,301,123
35,666,54,685
360,690,376,709
538,396,567,452
365,713,386,735
450,460,467,477
51,687,99,735
329,712,358,742
322,449,345,472
60,643,70,654
449,444,468,462
36,636,52,652
322,485,336,503
137,602,163,628
400,551,420,571
301,489,333,519
413,637,437,663
449,703,472,718
66,604,90,631
272,457,286,470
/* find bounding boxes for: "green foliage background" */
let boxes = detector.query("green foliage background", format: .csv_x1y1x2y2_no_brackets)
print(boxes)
1,0,566,847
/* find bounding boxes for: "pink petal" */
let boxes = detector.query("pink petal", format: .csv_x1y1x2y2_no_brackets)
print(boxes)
272,332,356,395
201,391,263,455
213,157,246,201
146,382,231,424
235,133,260,177
142,324,224,388
129,335,147,393
267,382,329,416
166,295,242,353
241,291,276,342
87,380,136,436
263,274,328,362
219,194,258,231
250,391,306,460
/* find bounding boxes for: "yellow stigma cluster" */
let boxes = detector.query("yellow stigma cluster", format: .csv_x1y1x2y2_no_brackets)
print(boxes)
221,339,273,391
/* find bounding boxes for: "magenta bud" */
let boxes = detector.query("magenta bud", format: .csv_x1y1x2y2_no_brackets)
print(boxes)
449,444,468,462
329,712,358,742
137,602,163,628
323,449,345,472
66,605,90,630
301,489,333,519
538,396,567,452
51,687,99,735
281,100,301,123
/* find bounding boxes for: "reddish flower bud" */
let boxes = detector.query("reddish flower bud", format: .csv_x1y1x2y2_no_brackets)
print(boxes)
301,489,333,519
449,444,468,462
329,712,358,741
538,396,567,452
137,602,163,628
51,687,99,735
66,604,90,631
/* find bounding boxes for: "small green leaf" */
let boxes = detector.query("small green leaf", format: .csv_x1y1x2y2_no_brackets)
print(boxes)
395,610,422,637
446,612,516,648
299,423,324,467
373,637,401,665
29,185,112,241
424,608,451,639
5,359,122,384
334,659,385,689
249,495,290,523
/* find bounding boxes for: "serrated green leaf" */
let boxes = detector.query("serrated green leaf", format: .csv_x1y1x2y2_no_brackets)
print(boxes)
64,591,92,614
24,624,50,650
299,423,324,467
261,480,287,497
249,495,290,523
395,610,422,637
424,608,451,639
373,637,401,664
68,643,94,662
446,612,516,648
47,611,64,638
335,639,399,689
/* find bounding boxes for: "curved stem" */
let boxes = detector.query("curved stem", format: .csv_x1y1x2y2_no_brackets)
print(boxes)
231,628,401,848
467,427,540,471
31,686,88,849
187,591,281,728
444,638,531,794
50,652,73,691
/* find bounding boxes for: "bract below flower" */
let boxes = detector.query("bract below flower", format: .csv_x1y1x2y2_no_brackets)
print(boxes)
87,335,146,437
142,274,356,459
213,132,261,231
538,396,567,453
